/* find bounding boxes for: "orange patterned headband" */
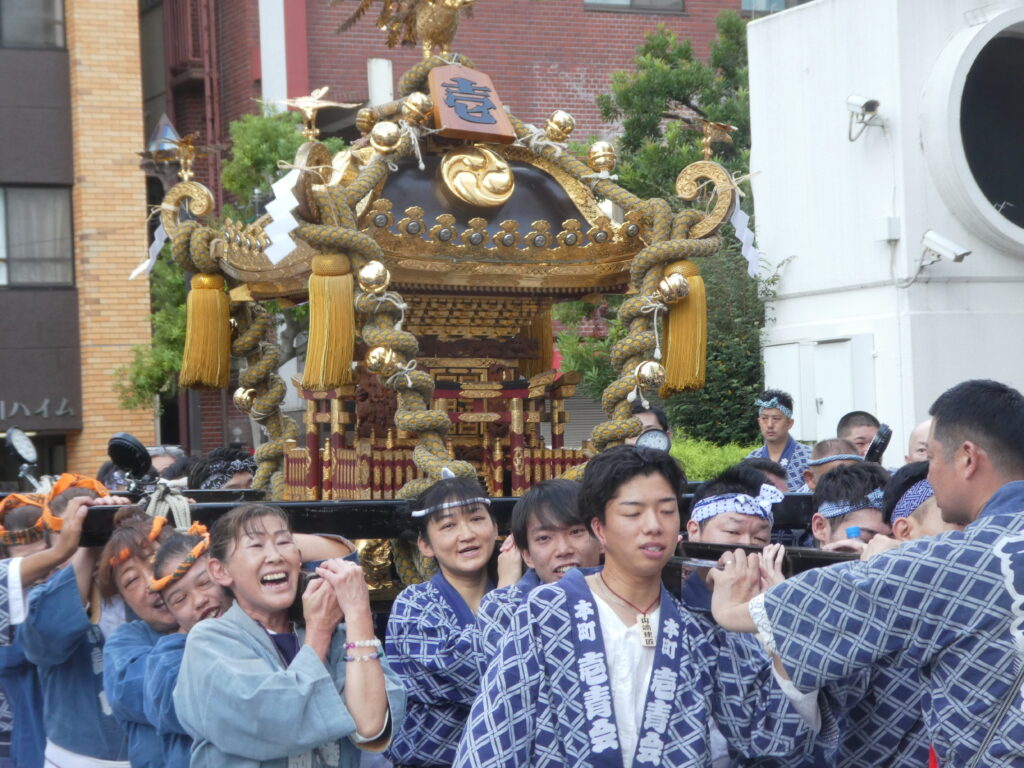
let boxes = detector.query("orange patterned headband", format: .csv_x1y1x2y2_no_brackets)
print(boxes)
0,493,46,546
108,515,169,569
42,474,110,533
149,523,210,592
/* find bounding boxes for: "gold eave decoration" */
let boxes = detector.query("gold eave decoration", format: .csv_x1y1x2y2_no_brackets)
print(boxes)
353,147,642,292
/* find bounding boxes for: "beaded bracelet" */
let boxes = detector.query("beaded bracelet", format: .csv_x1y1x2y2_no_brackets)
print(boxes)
345,651,383,662
345,639,381,649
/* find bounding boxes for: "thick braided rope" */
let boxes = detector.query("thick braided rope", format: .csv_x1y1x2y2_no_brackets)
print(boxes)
169,219,220,274
397,53,474,97
591,207,722,450
232,309,298,497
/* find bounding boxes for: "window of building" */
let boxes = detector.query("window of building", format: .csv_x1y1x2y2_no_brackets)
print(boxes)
0,187,73,286
742,0,812,12
1,0,65,48
584,0,685,13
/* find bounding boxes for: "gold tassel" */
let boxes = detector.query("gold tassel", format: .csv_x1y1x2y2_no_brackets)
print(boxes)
179,273,231,390
660,260,707,396
519,303,554,379
302,253,355,390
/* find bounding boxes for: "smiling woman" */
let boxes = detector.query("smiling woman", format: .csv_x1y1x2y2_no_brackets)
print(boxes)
172,504,406,768
384,476,504,768
97,507,180,768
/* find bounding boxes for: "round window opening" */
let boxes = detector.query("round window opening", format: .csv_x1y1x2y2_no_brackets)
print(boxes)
961,32,1024,229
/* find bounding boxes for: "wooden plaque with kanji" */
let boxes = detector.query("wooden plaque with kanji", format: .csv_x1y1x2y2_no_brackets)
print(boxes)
428,65,516,144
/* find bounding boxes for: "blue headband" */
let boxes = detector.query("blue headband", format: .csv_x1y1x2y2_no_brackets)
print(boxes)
755,397,793,419
891,479,934,522
818,488,885,520
691,483,783,525
807,454,864,467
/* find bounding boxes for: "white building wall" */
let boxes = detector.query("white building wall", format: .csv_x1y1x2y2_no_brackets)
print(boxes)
747,0,1024,463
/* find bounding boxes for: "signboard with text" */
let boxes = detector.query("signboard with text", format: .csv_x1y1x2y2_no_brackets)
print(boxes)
428,65,516,144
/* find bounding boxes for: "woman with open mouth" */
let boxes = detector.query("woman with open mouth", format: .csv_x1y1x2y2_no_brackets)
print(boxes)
384,474,519,768
143,515,363,767
173,503,405,767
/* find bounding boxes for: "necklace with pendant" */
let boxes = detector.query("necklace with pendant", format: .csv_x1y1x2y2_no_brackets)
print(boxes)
599,573,660,648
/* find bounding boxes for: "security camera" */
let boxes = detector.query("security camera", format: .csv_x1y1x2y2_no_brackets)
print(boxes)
922,230,971,262
846,95,880,116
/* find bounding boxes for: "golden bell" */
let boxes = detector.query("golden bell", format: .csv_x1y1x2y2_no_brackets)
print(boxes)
587,141,617,172
369,121,401,155
545,110,576,142
657,272,690,304
366,346,399,376
356,108,376,135
233,387,257,412
636,361,667,390
402,92,434,125
357,260,391,294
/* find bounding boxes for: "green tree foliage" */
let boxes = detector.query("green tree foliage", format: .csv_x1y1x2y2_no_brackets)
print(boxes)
116,110,345,411
559,11,765,444
221,110,346,205
114,252,186,411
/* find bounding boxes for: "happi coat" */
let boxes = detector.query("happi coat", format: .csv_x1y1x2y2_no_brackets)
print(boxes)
745,438,811,492
0,557,44,768
174,602,407,768
103,620,167,768
455,568,822,768
17,564,129,761
385,571,488,767
477,569,541,668
143,632,190,768
752,480,1024,766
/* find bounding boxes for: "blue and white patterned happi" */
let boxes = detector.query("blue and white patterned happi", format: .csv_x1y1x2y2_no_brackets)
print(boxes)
680,572,835,768
752,480,1024,766
455,568,818,768
746,437,812,492
386,571,486,767
477,569,541,669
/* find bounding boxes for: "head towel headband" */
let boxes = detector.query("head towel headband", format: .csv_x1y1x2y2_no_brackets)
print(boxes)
0,493,46,546
108,515,170,569
691,483,784,525
891,479,934,522
199,456,258,490
818,488,885,520
755,397,793,419
411,497,491,519
43,474,110,532
807,454,864,467
150,522,210,592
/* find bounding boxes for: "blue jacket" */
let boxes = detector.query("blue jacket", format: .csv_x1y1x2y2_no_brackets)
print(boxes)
17,566,128,760
143,633,190,768
0,638,45,768
104,620,167,768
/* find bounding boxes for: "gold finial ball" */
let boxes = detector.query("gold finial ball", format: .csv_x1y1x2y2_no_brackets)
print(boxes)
356,108,376,135
545,110,576,142
587,141,617,172
369,121,402,155
366,346,399,376
233,387,257,412
657,272,690,305
357,260,391,294
636,361,667,391
402,92,434,125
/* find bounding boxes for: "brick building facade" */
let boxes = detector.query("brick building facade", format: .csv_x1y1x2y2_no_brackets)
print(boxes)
65,0,157,474
0,0,155,486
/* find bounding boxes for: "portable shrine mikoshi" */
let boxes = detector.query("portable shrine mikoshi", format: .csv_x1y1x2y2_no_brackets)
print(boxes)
153,0,743,584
